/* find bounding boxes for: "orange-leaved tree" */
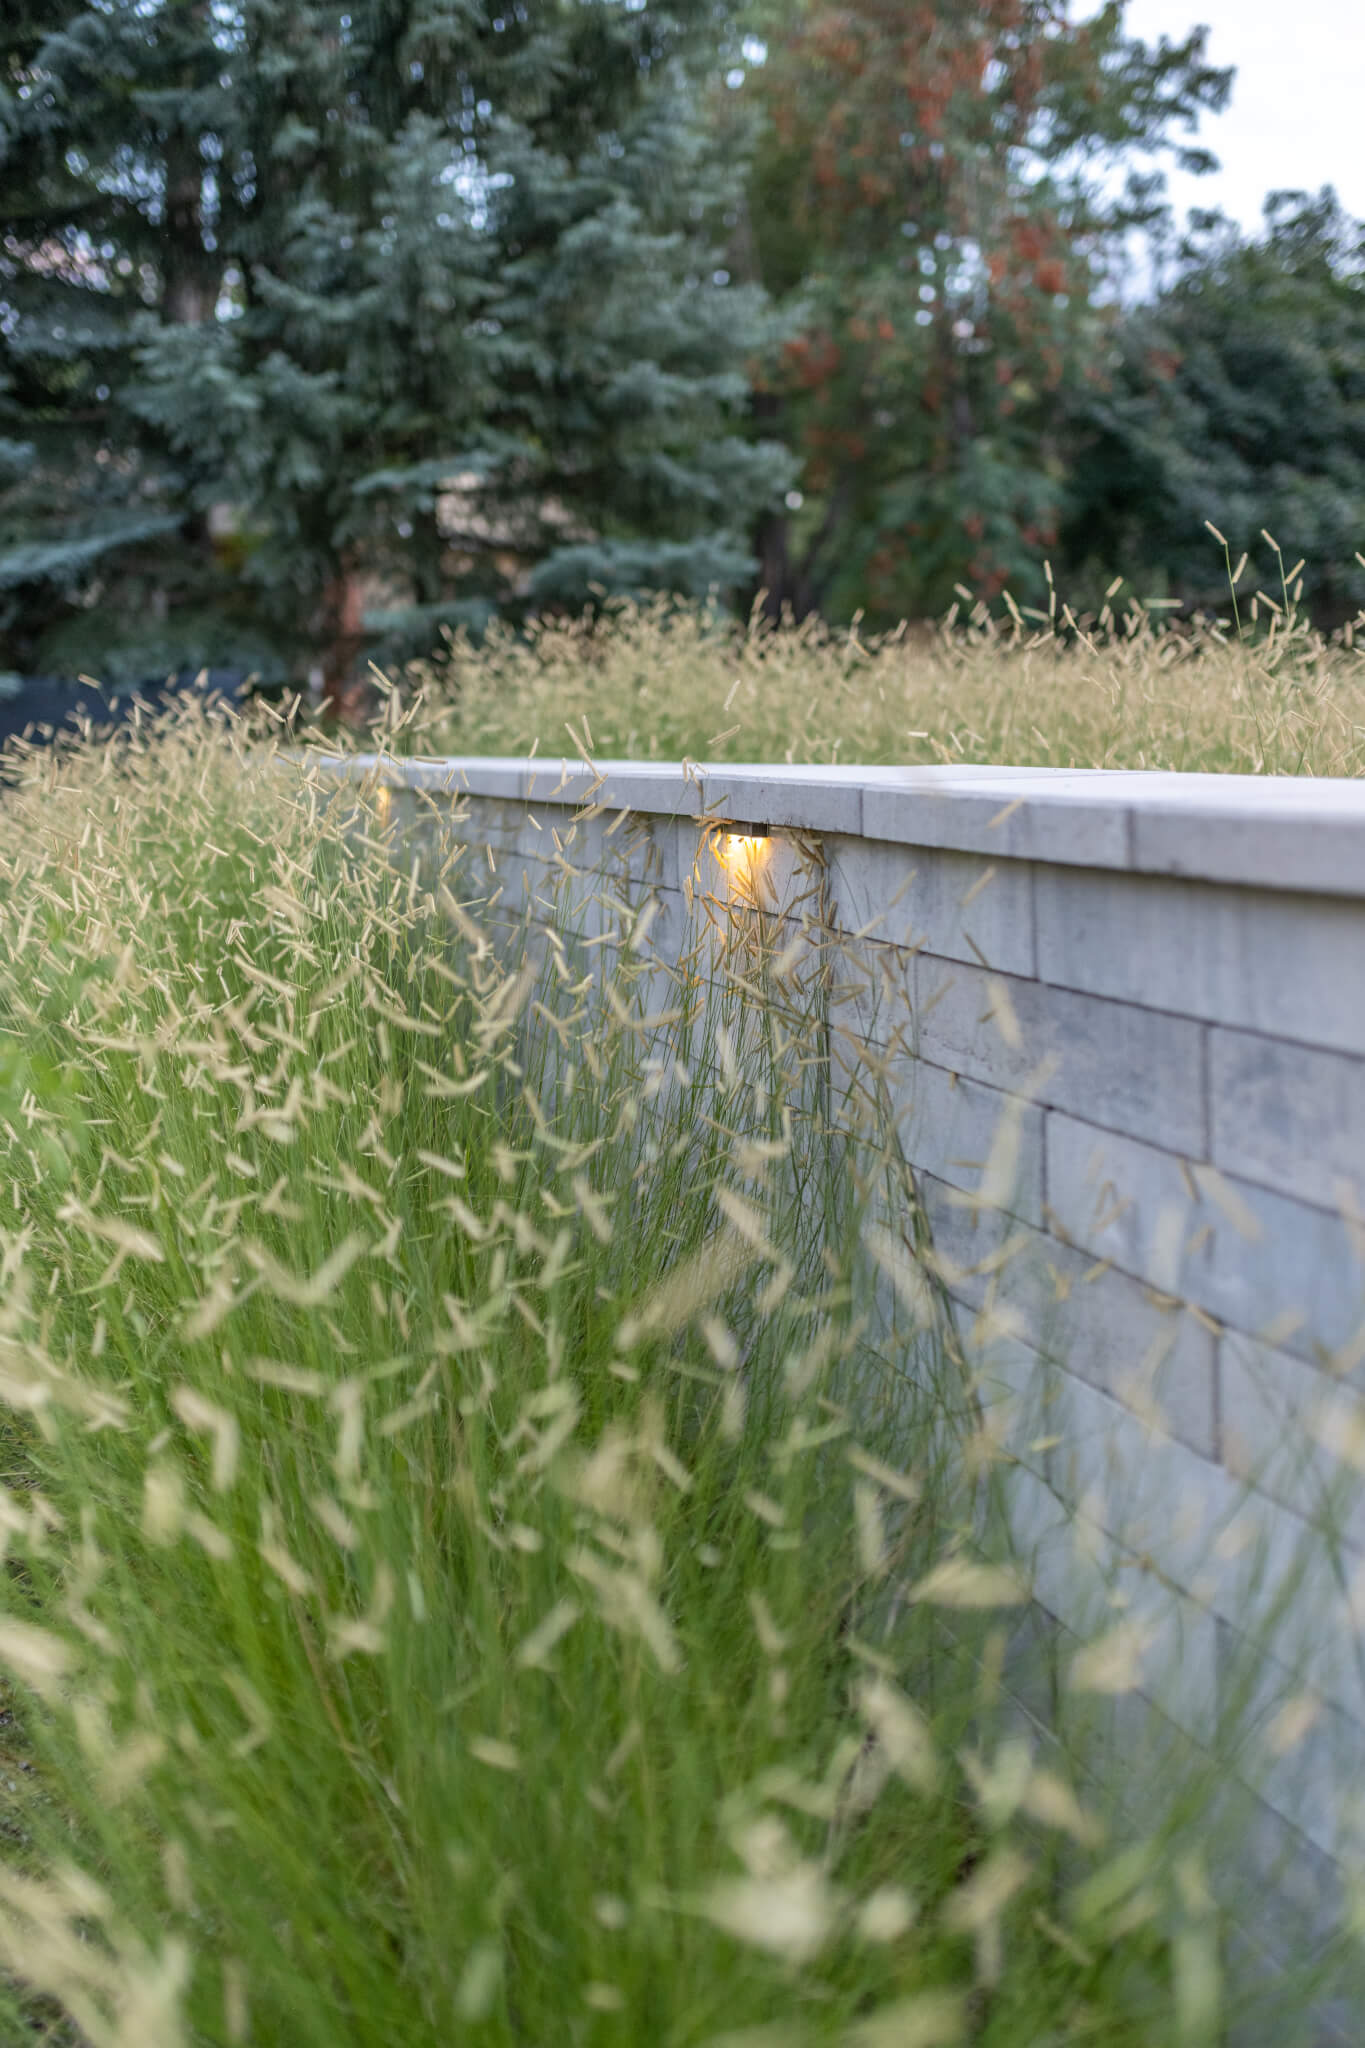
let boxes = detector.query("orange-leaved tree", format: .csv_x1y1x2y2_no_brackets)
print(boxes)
724,0,1232,624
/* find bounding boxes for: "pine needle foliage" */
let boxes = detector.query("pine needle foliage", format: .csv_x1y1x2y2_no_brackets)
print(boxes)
0,1,790,686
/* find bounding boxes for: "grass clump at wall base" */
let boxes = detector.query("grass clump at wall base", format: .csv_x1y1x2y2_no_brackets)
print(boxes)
400,580,1365,776
0,706,1348,2048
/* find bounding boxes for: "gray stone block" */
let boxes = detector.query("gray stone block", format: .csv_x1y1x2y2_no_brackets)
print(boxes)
522,758,701,819
700,763,865,836
1035,865,1365,1057
431,791,528,848
1047,1362,1236,1577
862,765,1132,869
470,855,557,938
531,808,609,875
1047,1383,1363,1732
1044,1111,1213,1300
461,800,675,893
1211,1027,1365,1211
886,1055,1046,1227
1222,1332,1365,1554
962,1330,1058,1479
460,847,675,962
918,1173,1218,1456
999,1458,1221,1742
915,953,1207,1155
1217,1622,1365,1866
991,1457,1074,1592
1032,1371,1365,1742
825,833,1035,976
1127,774,1365,899
628,814,685,895
827,934,917,1056
1046,1111,1365,1368
1217,1770,1351,1973
1199,1177,1365,1371
338,752,528,801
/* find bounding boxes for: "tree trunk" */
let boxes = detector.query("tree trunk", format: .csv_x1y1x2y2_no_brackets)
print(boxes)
318,564,370,725
163,87,212,331
749,387,814,623
412,513,445,609
161,120,214,608
753,506,815,624
751,459,853,626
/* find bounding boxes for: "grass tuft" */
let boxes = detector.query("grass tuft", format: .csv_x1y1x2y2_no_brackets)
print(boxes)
391,581,1365,778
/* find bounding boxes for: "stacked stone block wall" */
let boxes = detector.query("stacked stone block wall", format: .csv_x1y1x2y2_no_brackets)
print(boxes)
314,752,1365,1942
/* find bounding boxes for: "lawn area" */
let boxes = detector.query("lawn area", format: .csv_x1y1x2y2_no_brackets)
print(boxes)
0,689,1355,2046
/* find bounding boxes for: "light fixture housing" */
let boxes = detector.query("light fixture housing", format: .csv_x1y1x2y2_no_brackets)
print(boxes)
723,820,769,840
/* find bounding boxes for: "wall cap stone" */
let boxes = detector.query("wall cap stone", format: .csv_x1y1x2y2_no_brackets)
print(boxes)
310,755,1365,897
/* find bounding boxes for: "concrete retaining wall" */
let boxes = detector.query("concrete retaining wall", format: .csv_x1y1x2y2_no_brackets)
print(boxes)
312,750,1365,1973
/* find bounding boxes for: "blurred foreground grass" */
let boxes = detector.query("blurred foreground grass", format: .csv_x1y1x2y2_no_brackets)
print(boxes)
0,698,1357,2046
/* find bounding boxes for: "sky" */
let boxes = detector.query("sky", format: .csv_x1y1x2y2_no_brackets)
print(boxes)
1119,0,1364,238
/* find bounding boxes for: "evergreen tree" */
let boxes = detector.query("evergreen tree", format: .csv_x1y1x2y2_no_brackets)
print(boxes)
1059,187,1365,629
0,0,244,683
466,78,794,627
1,1,791,698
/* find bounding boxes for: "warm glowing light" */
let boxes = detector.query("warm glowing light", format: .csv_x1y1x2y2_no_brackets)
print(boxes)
725,831,766,862
715,822,771,899
718,825,769,875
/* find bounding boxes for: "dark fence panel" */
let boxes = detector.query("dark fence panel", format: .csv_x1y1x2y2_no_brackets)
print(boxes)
0,669,248,751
